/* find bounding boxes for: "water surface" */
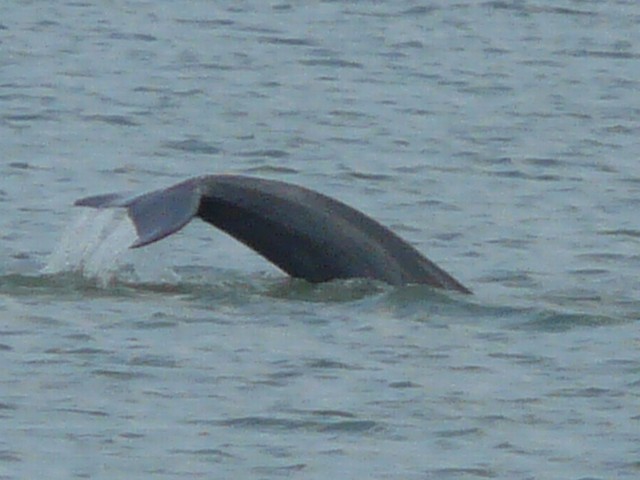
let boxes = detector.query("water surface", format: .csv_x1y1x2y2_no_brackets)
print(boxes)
2,2,639,479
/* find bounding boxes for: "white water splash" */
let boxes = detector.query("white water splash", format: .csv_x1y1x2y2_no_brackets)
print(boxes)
44,209,138,286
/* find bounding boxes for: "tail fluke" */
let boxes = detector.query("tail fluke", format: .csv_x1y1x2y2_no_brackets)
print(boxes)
75,179,201,248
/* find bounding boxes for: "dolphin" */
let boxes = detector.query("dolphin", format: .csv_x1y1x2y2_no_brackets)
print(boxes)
74,175,470,293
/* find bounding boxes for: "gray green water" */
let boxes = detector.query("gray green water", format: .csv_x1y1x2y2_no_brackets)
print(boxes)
2,1,639,479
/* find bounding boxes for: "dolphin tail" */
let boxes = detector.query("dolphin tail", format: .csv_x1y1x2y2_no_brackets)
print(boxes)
74,179,201,248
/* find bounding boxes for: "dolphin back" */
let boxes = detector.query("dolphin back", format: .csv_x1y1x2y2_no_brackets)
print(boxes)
74,175,471,293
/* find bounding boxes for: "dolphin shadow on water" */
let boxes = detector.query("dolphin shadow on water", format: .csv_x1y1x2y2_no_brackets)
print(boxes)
75,175,471,294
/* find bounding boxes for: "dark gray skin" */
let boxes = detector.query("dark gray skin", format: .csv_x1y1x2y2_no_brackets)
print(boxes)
75,175,471,293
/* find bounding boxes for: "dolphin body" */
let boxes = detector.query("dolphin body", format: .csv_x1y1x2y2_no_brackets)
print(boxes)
75,175,470,293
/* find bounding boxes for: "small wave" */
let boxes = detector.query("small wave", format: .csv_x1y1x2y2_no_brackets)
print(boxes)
211,415,382,434
0,272,107,298
514,310,623,333
162,138,221,155
266,277,386,303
